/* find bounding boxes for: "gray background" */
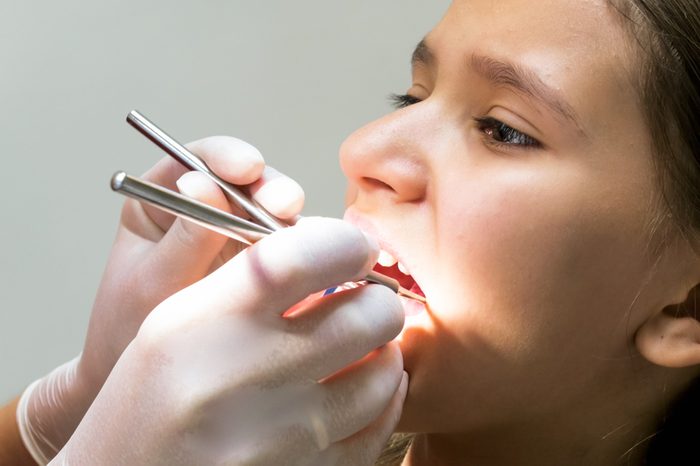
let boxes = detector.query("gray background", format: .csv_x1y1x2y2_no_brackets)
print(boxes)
0,1,449,402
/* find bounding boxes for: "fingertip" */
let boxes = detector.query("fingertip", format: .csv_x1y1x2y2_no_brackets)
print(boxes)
361,231,380,271
366,287,405,341
385,339,405,375
293,217,377,279
175,170,204,194
175,171,221,204
187,136,265,185
252,175,305,219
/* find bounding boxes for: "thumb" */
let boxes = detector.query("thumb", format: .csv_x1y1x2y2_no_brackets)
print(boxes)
143,171,232,288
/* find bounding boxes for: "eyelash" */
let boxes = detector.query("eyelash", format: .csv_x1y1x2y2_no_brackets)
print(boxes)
474,117,541,149
389,93,422,109
388,93,542,150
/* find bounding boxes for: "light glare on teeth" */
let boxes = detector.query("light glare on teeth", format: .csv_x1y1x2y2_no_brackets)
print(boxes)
378,249,398,267
398,261,409,275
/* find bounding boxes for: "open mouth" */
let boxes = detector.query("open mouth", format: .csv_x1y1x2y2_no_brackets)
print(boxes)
372,250,426,300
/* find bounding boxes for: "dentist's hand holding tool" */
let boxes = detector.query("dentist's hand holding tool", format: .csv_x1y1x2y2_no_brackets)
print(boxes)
52,217,407,465
17,136,305,463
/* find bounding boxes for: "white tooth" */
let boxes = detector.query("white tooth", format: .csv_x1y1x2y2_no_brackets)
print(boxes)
398,261,409,275
378,249,398,267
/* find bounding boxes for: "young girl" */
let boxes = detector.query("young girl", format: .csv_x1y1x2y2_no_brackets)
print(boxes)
3,0,699,464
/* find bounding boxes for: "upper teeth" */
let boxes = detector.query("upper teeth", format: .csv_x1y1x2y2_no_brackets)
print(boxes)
378,249,410,276
378,250,397,267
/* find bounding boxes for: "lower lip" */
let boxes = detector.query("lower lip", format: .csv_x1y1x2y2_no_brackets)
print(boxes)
396,297,429,343
400,295,427,316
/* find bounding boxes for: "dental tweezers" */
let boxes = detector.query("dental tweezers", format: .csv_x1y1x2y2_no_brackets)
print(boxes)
112,110,426,304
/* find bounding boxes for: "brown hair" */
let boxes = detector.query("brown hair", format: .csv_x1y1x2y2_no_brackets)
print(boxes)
374,433,412,466
611,0,700,246
611,0,700,462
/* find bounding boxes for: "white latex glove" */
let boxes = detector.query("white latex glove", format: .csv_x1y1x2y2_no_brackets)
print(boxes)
17,136,305,464
51,217,407,466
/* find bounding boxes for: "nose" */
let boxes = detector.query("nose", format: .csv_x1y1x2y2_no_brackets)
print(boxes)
339,108,431,205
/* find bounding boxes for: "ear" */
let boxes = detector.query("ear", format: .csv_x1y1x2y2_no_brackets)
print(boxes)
636,285,700,368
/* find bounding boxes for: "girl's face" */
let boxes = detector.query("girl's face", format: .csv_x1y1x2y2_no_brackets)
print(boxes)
340,0,691,435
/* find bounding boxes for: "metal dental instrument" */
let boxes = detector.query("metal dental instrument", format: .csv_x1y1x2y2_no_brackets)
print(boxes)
111,172,426,303
123,111,427,304
111,171,272,245
127,110,288,232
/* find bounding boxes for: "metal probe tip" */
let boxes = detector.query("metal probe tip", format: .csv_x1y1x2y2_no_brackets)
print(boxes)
111,171,127,190
398,287,427,304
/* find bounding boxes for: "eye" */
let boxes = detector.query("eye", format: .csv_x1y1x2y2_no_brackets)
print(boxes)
389,93,422,109
475,116,542,149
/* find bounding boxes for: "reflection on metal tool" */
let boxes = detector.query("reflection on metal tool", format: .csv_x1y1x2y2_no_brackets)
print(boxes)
127,110,287,232
111,172,271,245
116,111,427,304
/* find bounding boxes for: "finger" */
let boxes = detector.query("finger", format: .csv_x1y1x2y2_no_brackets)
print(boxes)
220,344,403,464
315,342,404,447
120,156,190,239
284,285,404,381
185,139,304,222
177,217,380,318
326,368,409,466
140,171,232,293
186,136,265,185
249,166,305,220
133,136,265,232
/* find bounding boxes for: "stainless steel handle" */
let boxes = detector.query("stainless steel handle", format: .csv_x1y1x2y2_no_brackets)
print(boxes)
111,171,272,245
127,110,288,232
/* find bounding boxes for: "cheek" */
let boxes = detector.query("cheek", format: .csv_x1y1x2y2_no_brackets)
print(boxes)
404,164,647,378
398,163,656,428
435,166,650,342
433,113,657,328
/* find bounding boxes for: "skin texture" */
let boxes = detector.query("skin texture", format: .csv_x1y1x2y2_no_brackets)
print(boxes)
9,1,700,464
0,397,35,465
12,138,311,463
341,1,700,464
24,138,407,465
53,218,408,466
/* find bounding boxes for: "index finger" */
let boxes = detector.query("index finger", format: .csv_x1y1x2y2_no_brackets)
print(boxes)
186,136,265,186
132,136,266,232
175,217,380,318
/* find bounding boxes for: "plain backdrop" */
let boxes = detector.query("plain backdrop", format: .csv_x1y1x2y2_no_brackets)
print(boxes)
0,1,449,402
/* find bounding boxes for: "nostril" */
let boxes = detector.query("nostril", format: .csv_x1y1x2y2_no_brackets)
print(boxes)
361,177,395,192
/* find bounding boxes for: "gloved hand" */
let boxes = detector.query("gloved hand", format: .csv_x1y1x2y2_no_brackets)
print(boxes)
51,218,407,466
51,217,407,466
16,136,305,464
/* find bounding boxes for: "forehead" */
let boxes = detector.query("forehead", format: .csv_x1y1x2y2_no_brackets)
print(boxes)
427,0,640,138
435,0,628,59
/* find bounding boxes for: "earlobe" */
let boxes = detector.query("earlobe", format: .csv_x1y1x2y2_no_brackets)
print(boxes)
636,308,700,368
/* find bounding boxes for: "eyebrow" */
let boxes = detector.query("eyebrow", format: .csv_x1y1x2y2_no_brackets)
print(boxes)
411,39,434,67
411,39,584,133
